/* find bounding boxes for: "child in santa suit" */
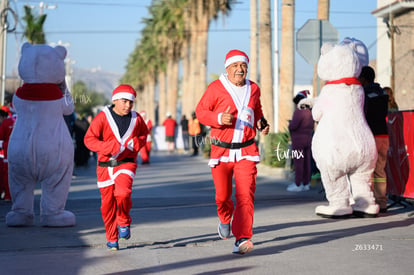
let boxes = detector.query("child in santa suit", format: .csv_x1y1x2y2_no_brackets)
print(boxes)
139,111,152,165
196,49,269,254
84,84,148,251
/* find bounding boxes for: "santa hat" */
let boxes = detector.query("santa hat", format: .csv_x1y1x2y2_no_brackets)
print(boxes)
0,105,10,113
224,50,249,68
297,90,310,98
293,90,310,104
112,84,136,101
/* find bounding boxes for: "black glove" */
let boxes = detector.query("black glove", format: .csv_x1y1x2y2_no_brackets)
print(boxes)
259,117,268,131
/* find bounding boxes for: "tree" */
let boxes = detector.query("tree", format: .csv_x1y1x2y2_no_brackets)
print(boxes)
279,0,294,132
190,0,233,113
249,0,258,83
259,0,274,131
22,5,47,44
71,81,109,116
122,0,235,122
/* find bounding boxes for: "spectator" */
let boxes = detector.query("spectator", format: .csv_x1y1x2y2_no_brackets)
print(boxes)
287,90,314,192
74,115,91,167
383,87,398,111
359,66,389,213
188,112,202,156
163,112,177,153
180,114,190,152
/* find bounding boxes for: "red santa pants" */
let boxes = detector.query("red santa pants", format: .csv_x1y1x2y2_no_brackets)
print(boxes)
140,141,151,163
211,159,257,240
0,161,11,200
99,173,133,242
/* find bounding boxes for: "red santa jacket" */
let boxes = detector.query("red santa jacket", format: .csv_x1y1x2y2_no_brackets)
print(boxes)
84,106,148,188
0,116,16,160
196,74,263,166
145,119,153,142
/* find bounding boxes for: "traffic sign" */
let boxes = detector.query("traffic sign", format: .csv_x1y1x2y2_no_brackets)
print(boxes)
296,19,339,64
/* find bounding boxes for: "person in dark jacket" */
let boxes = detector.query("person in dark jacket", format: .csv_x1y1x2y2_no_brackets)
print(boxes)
359,66,389,212
287,90,314,192
180,115,190,152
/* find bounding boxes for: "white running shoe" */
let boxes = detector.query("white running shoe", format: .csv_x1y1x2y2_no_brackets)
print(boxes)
232,238,254,254
286,183,304,192
218,222,231,239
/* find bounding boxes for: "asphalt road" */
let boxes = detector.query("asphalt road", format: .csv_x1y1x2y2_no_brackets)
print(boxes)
0,151,413,275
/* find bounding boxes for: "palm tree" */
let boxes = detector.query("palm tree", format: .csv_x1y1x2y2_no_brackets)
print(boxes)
249,0,258,83
122,0,234,122
259,0,274,131
191,0,233,110
279,0,294,132
22,5,47,44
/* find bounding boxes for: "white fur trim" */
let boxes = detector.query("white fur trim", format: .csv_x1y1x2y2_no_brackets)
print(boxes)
225,55,249,68
97,169,135,188
112,92,135,101
208,155,260,167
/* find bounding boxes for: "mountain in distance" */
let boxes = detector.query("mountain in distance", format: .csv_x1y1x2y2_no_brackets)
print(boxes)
71,67,122,100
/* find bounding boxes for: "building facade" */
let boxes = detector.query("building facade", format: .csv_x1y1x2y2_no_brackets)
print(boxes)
373,0,414,110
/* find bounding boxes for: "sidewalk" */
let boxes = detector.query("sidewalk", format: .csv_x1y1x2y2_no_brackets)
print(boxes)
0,151,413,275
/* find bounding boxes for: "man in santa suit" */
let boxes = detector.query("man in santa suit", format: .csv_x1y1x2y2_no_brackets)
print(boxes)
139,110,153,165
84,84,148,251
196,49,269,254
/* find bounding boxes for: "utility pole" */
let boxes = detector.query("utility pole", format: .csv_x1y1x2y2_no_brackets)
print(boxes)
273,0,279,132
313,0,329,95
389,12,395,92
0,0,9,106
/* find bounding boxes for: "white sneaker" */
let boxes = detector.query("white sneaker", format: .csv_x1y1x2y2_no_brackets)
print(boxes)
286,183,304,192
232,238,254,254
302,184,310,191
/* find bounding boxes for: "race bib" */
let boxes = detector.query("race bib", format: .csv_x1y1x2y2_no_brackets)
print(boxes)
239,106,254,129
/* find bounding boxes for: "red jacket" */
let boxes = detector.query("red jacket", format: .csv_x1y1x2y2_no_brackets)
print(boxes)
163,118,177,137
0,116,16,159
145,119,153,142
196,75,263,166
84,106,148,188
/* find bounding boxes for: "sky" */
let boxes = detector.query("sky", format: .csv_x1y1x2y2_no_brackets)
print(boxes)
4,0,379,85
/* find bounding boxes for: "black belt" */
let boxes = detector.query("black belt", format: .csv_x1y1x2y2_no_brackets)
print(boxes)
212,138,255,149
98,158,135,167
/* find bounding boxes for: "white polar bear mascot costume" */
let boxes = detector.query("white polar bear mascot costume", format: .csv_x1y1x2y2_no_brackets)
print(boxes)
6,43,76,227
300,38,379,218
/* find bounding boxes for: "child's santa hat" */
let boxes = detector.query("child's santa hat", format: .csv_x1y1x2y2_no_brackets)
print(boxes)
225,49,249,68
112,84,136,101
293,90,310,104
